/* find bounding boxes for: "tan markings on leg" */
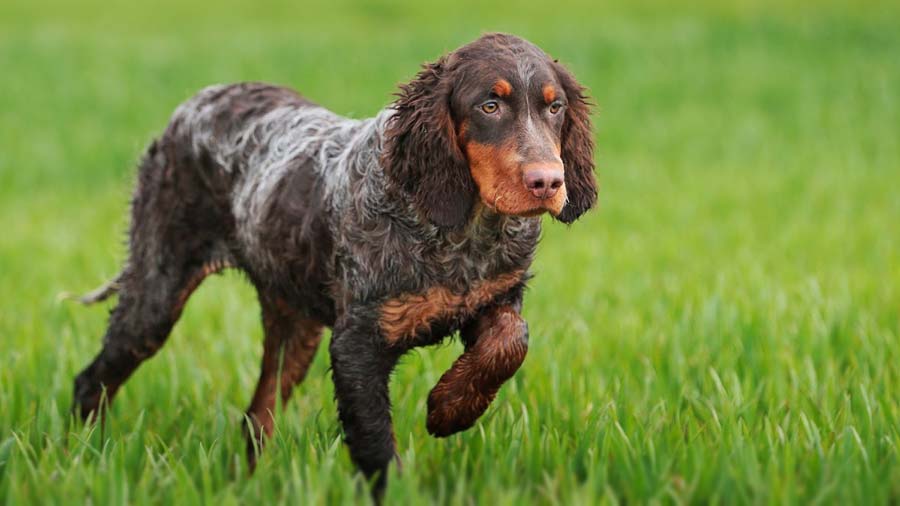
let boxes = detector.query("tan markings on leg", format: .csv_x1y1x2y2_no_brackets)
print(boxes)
426,305,528,437
246,299,323,467
278,323,323,398
379,270,524,345
248,304,323,431
172,258,235,318
492,79,513,97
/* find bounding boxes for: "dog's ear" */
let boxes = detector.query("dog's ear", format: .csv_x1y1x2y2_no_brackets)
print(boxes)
383,57,476,229
553,61,597,224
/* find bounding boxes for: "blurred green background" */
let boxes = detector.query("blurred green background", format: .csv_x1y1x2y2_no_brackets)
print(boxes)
1,0,899,504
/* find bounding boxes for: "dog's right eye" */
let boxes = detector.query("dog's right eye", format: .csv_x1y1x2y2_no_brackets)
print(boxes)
480,101,499,114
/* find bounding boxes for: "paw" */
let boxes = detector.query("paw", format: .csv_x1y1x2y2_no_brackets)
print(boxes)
72,370,103,421
426,382,493,437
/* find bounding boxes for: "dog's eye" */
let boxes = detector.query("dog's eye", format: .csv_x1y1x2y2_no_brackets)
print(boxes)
481,101,499,114
549,101,563,114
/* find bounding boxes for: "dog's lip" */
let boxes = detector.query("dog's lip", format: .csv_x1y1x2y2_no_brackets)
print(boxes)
527,195,564,216
482,190,561,217
518,208,549,217
508,202,553,218
484,199,547,217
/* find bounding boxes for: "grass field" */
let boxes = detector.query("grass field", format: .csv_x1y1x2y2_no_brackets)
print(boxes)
2,0,900,504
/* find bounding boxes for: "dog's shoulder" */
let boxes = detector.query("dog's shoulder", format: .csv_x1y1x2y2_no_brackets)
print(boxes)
335,209,540,345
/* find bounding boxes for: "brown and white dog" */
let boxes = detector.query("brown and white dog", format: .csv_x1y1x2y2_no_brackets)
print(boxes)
74,32,597,498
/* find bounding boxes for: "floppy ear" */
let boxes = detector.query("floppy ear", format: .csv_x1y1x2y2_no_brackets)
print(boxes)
382,57,476,229
553,61,597,224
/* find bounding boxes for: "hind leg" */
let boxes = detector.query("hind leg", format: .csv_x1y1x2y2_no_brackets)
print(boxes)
72,259,222,420
245,293,323,468
73,139,234,421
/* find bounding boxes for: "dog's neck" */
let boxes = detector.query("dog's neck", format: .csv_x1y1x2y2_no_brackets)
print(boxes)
460,202,538,238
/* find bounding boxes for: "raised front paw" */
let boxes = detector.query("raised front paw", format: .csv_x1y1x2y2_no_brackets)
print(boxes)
426,368,495,437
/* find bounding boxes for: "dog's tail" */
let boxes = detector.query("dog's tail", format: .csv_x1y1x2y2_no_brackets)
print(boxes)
57,273,122,305
77,271,124,305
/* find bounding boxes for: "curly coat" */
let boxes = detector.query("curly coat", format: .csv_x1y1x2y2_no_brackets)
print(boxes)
73,32,597,499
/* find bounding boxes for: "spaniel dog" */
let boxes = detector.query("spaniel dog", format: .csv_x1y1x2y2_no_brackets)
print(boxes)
74,32,597,498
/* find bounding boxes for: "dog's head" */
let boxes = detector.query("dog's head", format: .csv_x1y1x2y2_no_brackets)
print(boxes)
383,32,597,229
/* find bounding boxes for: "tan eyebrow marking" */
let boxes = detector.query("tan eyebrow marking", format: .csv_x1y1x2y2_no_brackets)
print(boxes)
542,84,557,104
492,79,513,97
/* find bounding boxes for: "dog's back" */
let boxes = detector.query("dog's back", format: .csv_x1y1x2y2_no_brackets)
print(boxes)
73,83,350,417
85,83,381,317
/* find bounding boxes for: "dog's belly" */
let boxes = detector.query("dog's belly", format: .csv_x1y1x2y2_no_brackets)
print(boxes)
378,269,525,345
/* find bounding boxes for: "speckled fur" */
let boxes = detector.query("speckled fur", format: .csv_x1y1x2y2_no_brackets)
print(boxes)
73,33,596,501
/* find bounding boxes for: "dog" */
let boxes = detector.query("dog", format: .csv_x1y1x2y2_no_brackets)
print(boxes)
73,32,597,498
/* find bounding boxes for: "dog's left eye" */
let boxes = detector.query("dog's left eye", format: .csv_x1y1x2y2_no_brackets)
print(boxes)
549,101,563,114
481,101,499,114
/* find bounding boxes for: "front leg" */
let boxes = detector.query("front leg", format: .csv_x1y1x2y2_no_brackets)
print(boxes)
427,304,529,437
329,314,400,501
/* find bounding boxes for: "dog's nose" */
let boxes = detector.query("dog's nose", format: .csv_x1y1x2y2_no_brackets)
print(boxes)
523,167,564,199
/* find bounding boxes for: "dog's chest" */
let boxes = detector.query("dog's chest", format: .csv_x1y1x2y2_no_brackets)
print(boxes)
378,269,525,345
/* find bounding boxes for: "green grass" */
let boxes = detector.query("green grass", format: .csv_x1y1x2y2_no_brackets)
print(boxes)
2,0,900,503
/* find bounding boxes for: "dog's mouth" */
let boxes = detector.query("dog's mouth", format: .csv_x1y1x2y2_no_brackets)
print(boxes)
516,208,549,217
469,159,568,218
516,199,563,217
483,188,566,218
